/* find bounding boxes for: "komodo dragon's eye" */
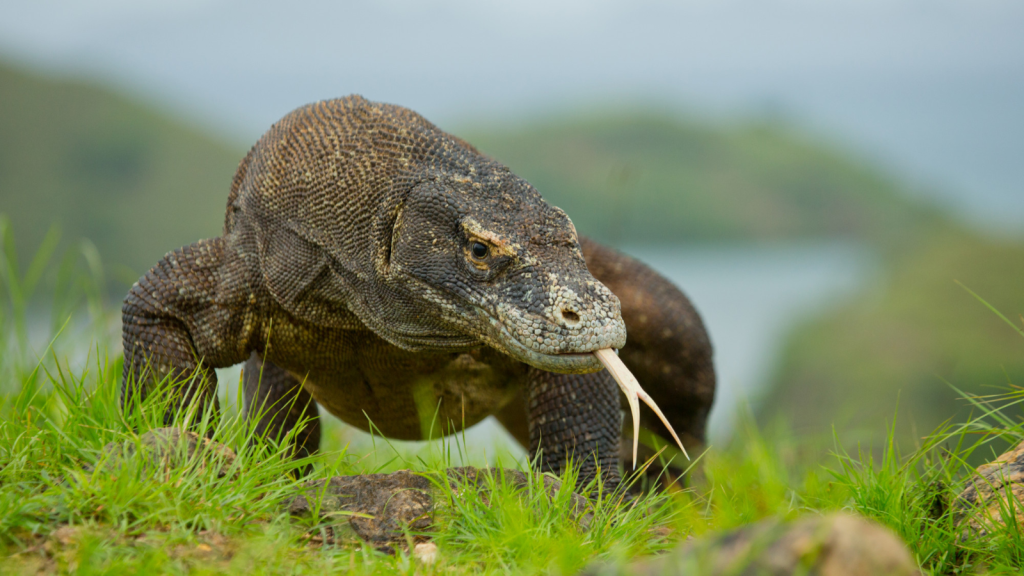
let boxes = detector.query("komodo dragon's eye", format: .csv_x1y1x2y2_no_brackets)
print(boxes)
471,242,489,259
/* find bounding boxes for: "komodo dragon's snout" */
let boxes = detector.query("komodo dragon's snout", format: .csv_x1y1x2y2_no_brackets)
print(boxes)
385,170,626,374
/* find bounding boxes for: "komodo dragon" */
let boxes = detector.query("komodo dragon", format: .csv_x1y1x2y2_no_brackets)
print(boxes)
121,96,714,489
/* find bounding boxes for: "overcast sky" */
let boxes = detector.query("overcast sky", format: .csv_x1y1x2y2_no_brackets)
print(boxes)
2,0,1022,230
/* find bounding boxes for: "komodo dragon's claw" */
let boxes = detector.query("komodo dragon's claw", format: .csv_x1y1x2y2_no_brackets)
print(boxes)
594,348,690,469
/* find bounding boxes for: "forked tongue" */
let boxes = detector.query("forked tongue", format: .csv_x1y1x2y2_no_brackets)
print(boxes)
594,348,689,469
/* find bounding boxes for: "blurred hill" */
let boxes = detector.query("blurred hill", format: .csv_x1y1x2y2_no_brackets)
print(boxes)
0,61,240,282
2,58,937,284
464,116,936,246
761,226,1024,448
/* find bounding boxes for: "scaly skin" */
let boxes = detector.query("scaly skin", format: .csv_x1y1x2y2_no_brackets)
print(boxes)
121,96,715,489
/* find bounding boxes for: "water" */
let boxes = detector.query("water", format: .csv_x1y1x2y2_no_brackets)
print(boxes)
621,243,874,443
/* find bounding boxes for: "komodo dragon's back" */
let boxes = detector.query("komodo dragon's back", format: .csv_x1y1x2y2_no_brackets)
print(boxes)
224,96,448,234
122,95,715,490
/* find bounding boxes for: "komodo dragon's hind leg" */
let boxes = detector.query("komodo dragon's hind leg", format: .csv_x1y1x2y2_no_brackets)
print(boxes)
242,352,321,462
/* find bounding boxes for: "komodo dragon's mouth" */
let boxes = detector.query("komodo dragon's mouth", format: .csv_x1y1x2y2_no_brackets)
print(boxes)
482,316,606,374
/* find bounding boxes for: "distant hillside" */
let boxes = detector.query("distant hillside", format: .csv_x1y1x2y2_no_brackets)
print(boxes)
464,114,937,246
0,61,241,281
1,58,942,292
760,226,1024,448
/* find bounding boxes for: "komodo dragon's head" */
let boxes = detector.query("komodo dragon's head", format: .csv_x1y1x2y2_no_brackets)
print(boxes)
386,156,626,374
236,96,626,374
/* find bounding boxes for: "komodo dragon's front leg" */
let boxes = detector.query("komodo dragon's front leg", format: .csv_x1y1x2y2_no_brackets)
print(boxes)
121,237,256,424
524,368,622,488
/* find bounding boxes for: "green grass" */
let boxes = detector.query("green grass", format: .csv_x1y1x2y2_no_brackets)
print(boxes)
5,354,1024,575
2,219,1024,574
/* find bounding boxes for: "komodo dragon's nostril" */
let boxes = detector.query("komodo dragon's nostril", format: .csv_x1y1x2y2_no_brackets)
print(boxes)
561,309,580,326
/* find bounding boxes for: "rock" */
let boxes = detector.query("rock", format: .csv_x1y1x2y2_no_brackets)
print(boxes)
287,470,434,553
955,439,1024,537
87,427,237,478
287,466,592,552
414,541,439,564
583,513,919,576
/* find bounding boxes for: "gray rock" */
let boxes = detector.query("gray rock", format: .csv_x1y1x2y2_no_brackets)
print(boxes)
583,513,920,576
287,466,593,552
287,470,434,553
956,439,1024,537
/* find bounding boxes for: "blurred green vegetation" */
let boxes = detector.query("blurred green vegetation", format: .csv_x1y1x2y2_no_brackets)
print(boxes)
0,61,239,283
2,59,939,285
762,225,1024,448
